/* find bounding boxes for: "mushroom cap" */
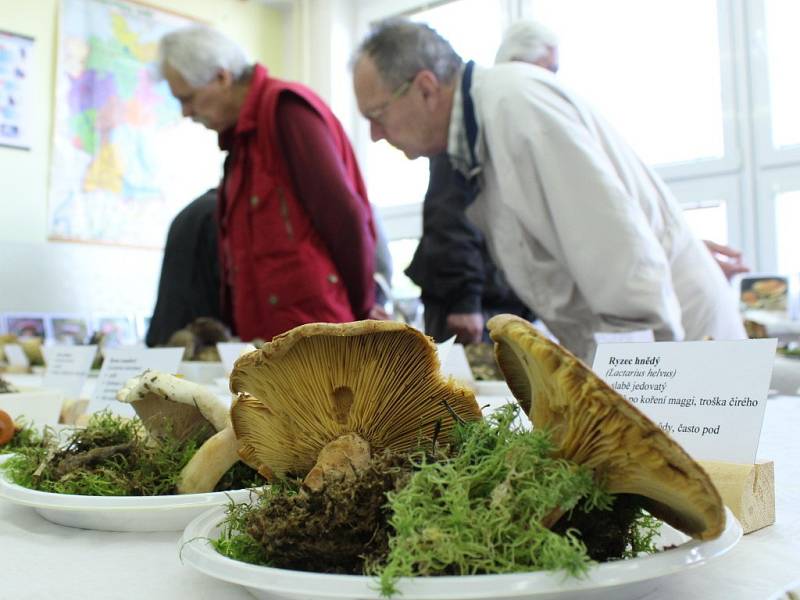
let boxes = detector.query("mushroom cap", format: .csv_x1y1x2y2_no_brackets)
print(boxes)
229,320,482,481
116,370,229,442
486,314,725,541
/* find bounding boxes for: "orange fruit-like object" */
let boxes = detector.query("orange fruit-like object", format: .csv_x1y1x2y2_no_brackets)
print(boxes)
0,409,14,446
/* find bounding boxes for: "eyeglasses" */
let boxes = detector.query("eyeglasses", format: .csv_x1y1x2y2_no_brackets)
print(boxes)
365,78,413,124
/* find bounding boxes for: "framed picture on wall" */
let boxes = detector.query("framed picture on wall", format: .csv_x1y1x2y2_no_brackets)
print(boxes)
49,315,91,345
4,313,48,339
0,30,35,150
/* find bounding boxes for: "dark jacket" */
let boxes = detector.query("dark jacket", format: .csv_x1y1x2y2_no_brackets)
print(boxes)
146,189,221,347
405,154,533,342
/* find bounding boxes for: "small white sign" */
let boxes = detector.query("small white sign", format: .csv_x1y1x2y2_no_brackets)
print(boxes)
436,336,456,370
592,339,776,464
89,347,183,416
42,345,96,399
440,343,474,382
217,342,257,375
4,343,29,367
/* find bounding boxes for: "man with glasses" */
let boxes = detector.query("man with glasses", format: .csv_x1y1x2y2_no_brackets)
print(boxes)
158,26,379,342
352,19,746,360
404,21,560,344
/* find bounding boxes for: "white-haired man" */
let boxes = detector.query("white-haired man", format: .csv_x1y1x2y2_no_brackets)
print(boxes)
158,26,378,342
353,20,746,360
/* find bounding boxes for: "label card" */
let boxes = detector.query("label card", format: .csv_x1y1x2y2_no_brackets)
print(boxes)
89,347,183,416
592,339,776,464
4,343,30,367
42,345,96,399
440,343,474,382
217,342,257,375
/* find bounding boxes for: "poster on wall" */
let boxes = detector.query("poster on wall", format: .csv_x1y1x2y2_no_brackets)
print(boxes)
47,0,223,248
0,30,34,150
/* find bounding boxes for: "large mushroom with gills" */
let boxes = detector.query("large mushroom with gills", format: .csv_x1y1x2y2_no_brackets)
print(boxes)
229,320,482,491
486,314,726,541
116,371,240,494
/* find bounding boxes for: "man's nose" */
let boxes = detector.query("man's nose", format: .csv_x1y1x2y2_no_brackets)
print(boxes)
370,121,385,142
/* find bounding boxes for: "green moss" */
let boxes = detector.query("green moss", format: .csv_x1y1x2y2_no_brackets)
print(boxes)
373,406,612,595
0,411,263,496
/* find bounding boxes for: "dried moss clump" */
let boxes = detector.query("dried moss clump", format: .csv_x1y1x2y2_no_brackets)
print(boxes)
216,451,413,573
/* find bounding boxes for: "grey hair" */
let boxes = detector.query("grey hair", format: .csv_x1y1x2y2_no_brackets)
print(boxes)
495,20,559,64
158,25,252,87
352,18,462,89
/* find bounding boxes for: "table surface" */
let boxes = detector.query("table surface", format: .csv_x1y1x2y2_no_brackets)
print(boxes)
1,395,799,600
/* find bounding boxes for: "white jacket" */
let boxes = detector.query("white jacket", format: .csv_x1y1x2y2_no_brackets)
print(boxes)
449,62,745,360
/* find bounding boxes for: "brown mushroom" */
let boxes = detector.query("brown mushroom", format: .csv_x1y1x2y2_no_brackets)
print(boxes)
229,320,482,491
486,314,725,541
116,371,239,494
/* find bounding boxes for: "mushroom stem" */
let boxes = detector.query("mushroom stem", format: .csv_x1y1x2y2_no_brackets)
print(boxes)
177,425,240,494
541,506,566,530
303,433,371,493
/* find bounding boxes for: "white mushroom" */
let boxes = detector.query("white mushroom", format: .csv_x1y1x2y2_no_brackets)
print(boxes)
116,370,239,494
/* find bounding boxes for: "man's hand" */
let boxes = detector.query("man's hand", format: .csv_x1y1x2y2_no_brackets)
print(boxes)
703,240,750,281
446,312,484,344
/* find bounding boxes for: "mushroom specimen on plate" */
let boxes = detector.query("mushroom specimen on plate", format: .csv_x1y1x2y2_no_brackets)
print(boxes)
486,314,725,540
229,320,482,491
117,371,239,494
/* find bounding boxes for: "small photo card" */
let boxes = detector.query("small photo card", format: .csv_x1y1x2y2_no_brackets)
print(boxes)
4,313,48,339
91,315,138,347
592,338,776,464
736,273,793,316
50,315,90,345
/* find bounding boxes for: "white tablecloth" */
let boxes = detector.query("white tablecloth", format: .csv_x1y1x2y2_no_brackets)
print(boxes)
1,396,799,600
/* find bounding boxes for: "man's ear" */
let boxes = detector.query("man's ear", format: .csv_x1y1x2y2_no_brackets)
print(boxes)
215,68,234,87
415,70,441,107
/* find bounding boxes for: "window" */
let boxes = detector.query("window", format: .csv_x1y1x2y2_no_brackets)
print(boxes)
522,0,728,168
764,0,800,150
775,190,800,273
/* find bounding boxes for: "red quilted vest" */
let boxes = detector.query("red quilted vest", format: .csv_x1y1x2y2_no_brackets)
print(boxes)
218,65,374,342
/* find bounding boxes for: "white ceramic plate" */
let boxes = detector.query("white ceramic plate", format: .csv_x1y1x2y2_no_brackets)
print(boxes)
180,505,742,600
0,454,260,532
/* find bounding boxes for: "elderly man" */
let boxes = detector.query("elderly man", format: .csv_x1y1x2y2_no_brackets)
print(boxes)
406,20,560,345
352,19,745,360
158,26,377,342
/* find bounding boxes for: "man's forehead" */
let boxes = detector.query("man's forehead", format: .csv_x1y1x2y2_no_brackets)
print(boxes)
163,64,192,93
354,56,388,95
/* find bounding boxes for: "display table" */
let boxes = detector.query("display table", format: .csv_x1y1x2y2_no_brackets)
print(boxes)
2,396,799,600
